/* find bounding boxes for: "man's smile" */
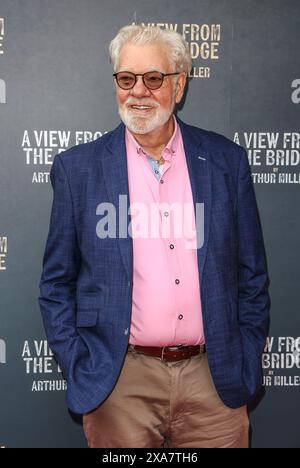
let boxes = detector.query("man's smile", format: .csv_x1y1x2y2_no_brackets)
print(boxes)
129,105,155,114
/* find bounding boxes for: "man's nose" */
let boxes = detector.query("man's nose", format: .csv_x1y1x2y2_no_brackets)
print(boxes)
129,76,151,97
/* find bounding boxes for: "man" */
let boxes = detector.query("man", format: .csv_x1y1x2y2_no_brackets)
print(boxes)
39,24,270,448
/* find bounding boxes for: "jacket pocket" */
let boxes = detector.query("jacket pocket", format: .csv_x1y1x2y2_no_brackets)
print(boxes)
76,294,102,327
76,308,99,327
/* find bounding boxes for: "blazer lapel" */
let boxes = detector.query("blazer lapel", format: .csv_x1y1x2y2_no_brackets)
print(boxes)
177,116,212,283
100,122,133,281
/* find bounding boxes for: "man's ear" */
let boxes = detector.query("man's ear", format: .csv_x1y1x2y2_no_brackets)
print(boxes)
175,72,187,104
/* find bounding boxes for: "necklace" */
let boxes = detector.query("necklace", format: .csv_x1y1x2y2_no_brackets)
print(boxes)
156,155,165,166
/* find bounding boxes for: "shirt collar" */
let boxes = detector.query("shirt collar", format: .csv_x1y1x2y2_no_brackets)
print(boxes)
125,115,180,161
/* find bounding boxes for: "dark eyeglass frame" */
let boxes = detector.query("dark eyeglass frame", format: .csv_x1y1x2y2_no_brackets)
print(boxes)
113,71,180,90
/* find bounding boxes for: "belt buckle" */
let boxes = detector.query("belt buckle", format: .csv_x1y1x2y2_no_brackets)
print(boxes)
161,346,167,361
161,345,183,361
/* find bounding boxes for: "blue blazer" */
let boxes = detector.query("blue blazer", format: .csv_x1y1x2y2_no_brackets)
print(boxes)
38,116,270,414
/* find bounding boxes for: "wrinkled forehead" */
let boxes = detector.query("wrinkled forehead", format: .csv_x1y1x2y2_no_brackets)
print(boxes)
117,42,173,73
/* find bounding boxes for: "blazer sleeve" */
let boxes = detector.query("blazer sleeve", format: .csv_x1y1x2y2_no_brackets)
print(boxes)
38,153,81,378
237,148,271,356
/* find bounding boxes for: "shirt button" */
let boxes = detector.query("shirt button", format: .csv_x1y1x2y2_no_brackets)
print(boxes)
160,179,164,184
170,244,175,249
155,170,159,174
178,314,183,320
164,211,169,217
175,279,180,285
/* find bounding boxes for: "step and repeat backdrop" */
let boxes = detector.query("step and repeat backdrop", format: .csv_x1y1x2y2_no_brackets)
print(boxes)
0,0,299,448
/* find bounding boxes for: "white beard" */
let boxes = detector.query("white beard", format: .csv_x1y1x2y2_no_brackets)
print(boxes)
118,88,177,135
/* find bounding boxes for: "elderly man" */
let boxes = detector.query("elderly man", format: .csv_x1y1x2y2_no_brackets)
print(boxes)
39,24,270,448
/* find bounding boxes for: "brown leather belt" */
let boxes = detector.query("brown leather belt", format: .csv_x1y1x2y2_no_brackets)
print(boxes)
128,344,206,362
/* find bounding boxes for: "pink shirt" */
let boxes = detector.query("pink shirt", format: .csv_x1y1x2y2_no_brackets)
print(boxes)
125,116,205,346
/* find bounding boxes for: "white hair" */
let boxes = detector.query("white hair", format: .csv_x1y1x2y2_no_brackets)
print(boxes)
109,24,192,75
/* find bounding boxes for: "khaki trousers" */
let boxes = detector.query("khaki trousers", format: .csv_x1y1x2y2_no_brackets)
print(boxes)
83,345,249,448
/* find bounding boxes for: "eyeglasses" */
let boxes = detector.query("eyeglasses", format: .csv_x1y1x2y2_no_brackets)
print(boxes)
113,71,180,90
